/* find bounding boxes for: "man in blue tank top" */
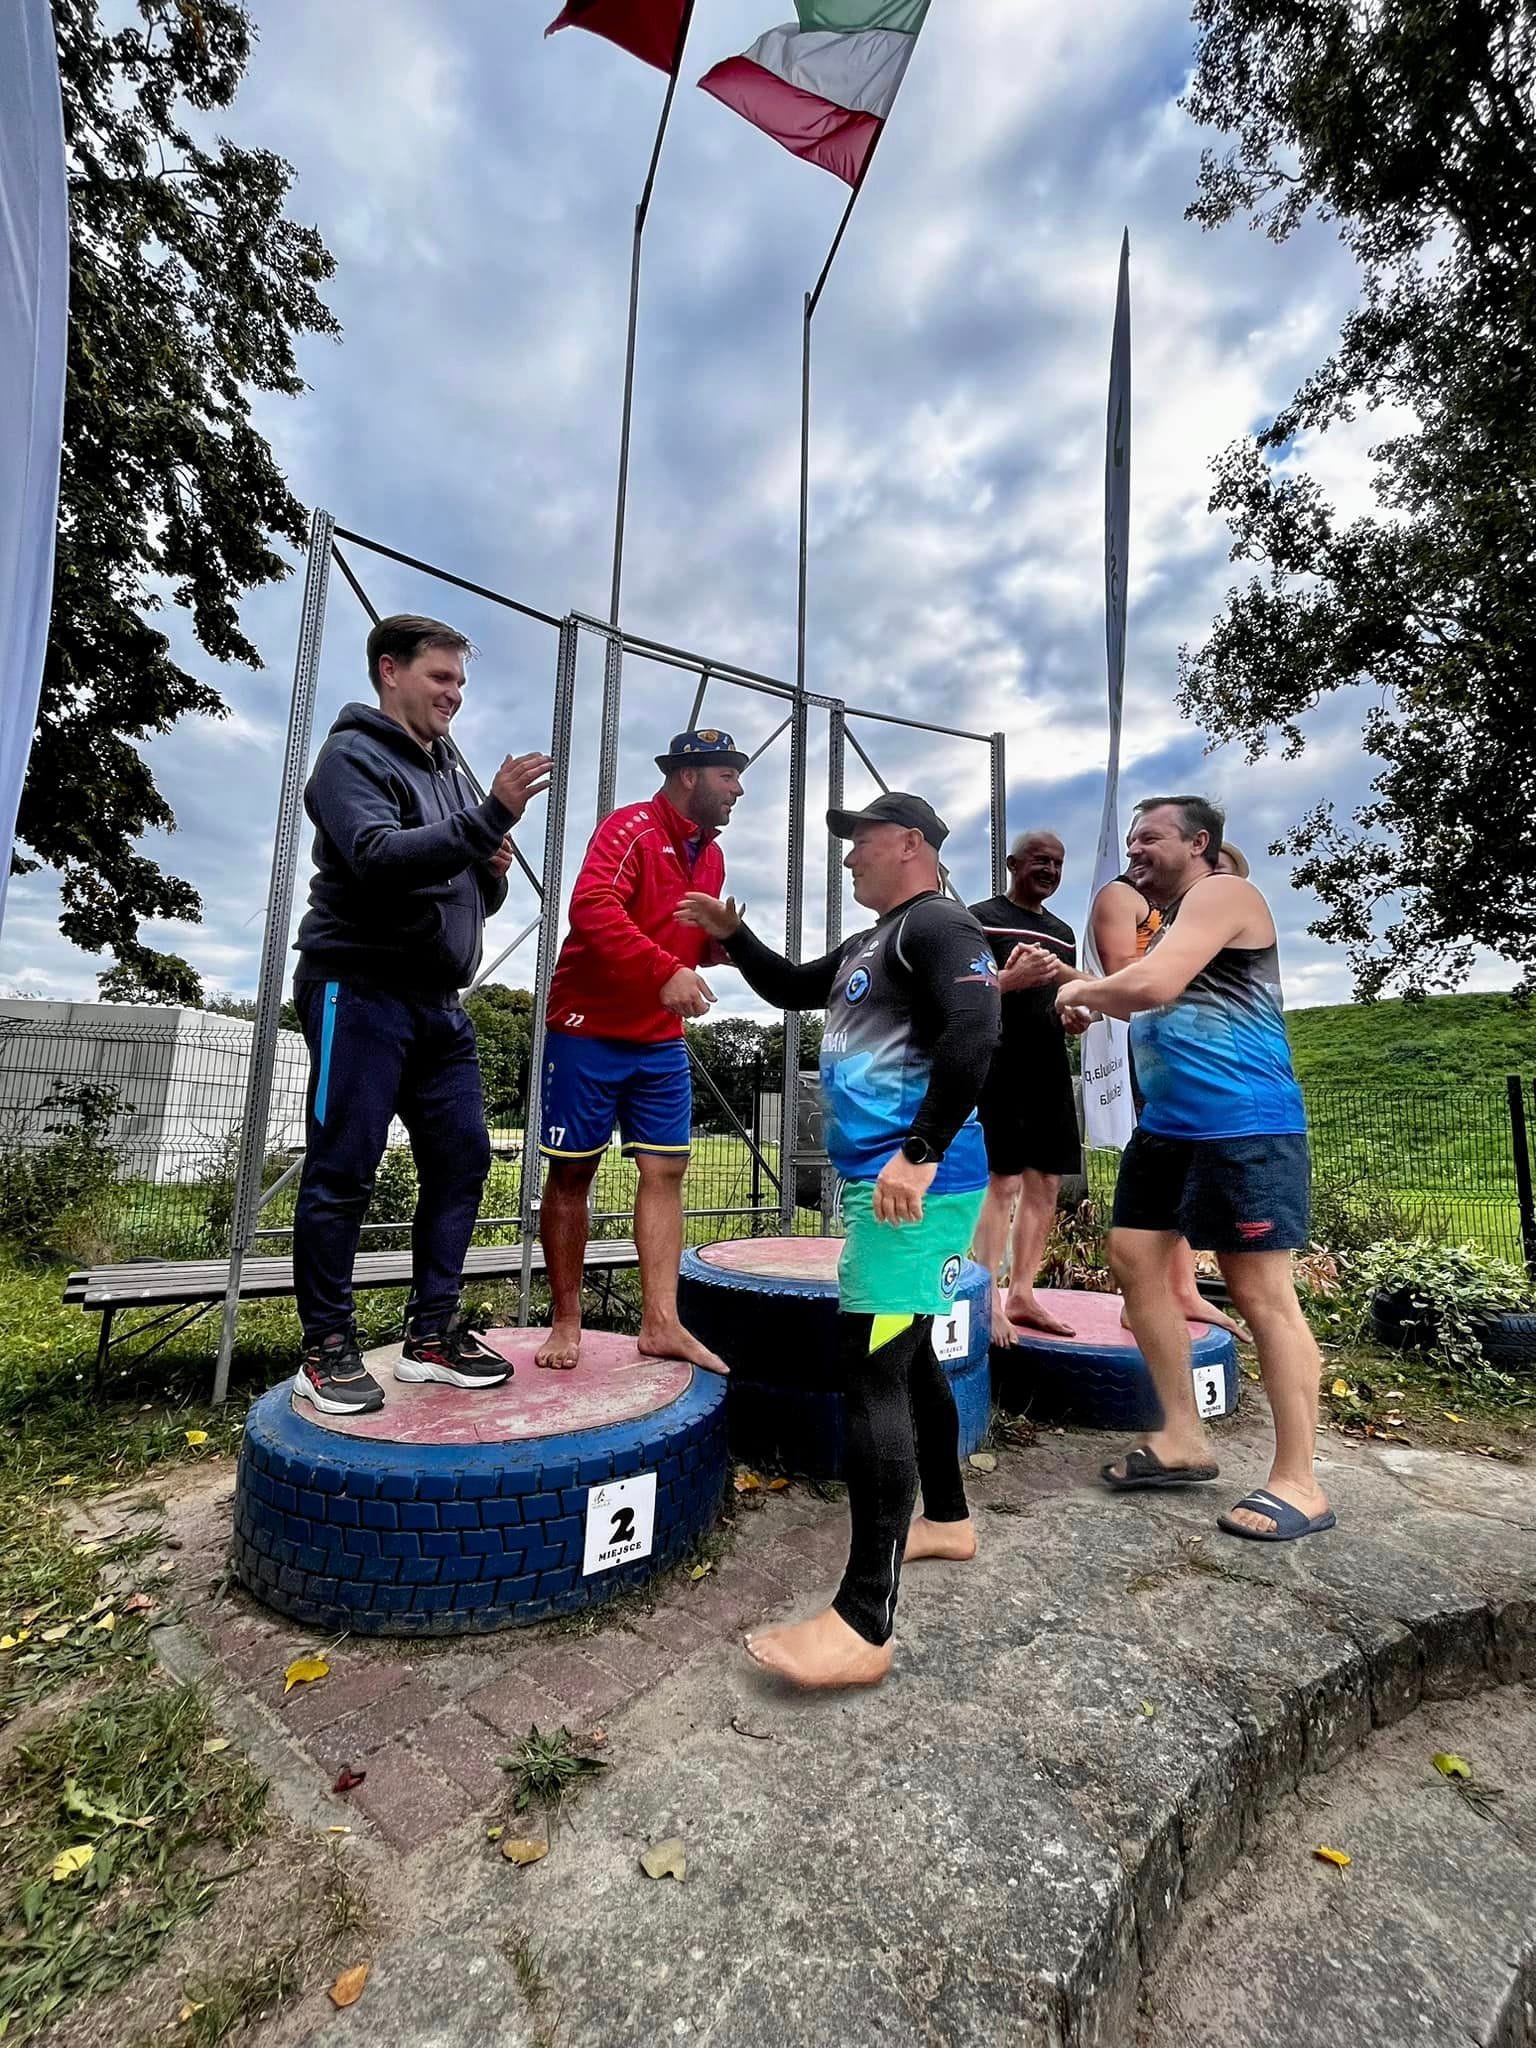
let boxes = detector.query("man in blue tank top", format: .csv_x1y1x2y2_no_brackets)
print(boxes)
1056,796,1335,1544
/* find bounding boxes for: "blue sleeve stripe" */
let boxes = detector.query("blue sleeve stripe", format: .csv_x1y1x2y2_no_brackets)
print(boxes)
314,981,339,1126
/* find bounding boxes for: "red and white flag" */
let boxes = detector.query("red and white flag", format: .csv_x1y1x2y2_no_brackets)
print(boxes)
545,0,689,74
700,1,930,185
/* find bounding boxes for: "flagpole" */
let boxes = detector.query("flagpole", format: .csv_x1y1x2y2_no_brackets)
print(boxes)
781,133,889,1225
598,0,696,818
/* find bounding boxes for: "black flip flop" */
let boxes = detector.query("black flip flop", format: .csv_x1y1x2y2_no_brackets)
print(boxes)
1101,1444,1220,1492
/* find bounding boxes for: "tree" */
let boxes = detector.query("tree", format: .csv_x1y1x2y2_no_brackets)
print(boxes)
463,984,536,1126
1178,0,1536,996
97,951,202,1006
12,0,338,998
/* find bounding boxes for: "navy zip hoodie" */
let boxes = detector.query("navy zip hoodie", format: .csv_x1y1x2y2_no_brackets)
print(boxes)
294,702,513,994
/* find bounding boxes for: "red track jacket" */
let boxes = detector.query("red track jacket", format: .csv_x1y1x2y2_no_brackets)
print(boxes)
545,790,726,1043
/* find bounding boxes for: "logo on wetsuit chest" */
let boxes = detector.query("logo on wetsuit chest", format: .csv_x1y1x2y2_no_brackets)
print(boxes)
844,968,872,1004
940,1256,962,1297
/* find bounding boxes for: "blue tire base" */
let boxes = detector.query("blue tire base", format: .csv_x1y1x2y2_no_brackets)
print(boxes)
677,1250,993,1482
992,1321,1240,1433
231,1371,728,1638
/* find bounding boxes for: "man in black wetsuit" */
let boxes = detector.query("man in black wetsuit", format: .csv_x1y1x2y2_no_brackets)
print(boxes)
678,792,1000,1689
969,830,1084,1342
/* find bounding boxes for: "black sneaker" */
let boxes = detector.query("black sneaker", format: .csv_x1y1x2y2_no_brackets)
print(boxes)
293,1329,386,1416
396,1311,510,1389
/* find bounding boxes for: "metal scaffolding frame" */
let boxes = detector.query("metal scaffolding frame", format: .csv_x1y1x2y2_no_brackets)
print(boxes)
212,516,1008,1397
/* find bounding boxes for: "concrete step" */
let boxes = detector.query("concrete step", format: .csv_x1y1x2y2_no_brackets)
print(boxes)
1136,1682,1536,2048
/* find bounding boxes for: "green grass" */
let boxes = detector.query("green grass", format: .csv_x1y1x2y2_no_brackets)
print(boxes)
1286,990,1534,1091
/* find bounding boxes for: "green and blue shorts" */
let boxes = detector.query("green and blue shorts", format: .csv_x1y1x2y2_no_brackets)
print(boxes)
837,1178,985,1317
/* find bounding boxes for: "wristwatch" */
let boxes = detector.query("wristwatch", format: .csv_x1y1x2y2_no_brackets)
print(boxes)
901,1134,941,1167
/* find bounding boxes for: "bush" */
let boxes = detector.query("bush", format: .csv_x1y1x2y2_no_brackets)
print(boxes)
1308,1176,1431,1257
1341,1238,1532,1373
0,1082,129,1262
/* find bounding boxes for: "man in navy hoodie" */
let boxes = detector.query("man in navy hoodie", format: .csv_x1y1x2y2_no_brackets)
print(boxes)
290,614,552,1415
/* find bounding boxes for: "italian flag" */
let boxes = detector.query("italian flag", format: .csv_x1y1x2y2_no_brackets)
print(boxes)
545,0,689,75
699,0,930,185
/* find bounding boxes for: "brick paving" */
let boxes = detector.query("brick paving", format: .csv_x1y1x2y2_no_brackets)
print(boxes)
174,1480,863,1855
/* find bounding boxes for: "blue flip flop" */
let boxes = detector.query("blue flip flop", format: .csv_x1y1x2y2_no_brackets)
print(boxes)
1217,1490,1337,1542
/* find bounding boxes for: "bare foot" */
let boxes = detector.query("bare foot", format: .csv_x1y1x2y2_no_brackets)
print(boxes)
535,1321,582,1371
904,1515,977,1563
1004,1289,1076,1338
990,1287,1016,1349
1222,1475,1331,1537
1175,1294,1252,1344
744,1608,892,1689
638,1322,729,1376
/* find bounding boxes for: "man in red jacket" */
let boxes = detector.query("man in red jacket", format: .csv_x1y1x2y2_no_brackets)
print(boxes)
535,730,746,1373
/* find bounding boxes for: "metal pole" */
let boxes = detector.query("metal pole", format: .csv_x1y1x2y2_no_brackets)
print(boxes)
780,695,808,1232
1508,1075,1536,1280
213,508,334,1402
990,732,1008,896
826,704,845,952
598,0,697,820
518,619,580,1322
467,913,541,995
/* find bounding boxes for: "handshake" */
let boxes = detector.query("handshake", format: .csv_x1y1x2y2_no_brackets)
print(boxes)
659,893,748,1021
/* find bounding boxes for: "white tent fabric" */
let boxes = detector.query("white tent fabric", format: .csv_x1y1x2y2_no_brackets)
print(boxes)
0,0,69,937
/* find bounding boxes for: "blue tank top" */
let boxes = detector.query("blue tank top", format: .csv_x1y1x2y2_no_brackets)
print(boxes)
1128,889,1306,1141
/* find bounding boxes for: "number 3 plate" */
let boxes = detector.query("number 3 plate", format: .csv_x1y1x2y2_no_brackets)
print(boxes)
1191,1362,1229,1418
583,1472,658,1576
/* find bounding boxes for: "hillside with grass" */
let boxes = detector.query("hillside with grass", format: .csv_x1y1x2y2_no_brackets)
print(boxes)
1287,991,1536,1091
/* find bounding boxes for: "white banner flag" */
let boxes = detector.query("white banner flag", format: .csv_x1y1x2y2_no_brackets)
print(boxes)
0,0,69,937
1081,232,1135,1152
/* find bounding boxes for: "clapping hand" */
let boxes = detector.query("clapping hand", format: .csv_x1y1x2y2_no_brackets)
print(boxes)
490,752,553,824
676,893,745,941
998,942,1061,994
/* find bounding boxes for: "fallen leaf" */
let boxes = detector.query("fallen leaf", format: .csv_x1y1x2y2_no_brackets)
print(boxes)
640,1837,686,1882
73,1540,101,1557
1330,1378,1350,1397
177,2001,206,2023
688,1563,713,1582
283,1655,330,1695
19,1604,50,1626
94,1612,117,1633
766,1477,790,1492
332,1767,367,1794
485,1827,504,1842
123,1592,153,1616
1139,1700,1156,1720
52,1476,77,1489
1432,1752,1473,1781
501,1837,549,1867
202,1738,231,1755
0,1631,31,1650
40,1623,72,1643
733,1471,762,1493
326,1826,351,1836
50,1844,94,1883
184,1430,210,1447
1441,1412,1463,1423
327,1964,370,2009
1313,1845,1351,1869
968,1451,998,1472
1384,1413,1405,1429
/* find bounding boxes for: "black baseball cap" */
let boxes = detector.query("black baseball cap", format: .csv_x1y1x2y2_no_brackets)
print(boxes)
826,792,949,849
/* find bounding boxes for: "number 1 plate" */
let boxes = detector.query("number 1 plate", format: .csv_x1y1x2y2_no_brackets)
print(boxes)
583,1472,658,1576
933,1299,971,1362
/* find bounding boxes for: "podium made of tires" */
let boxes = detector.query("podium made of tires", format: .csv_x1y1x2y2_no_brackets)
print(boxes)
677,1237,992,1481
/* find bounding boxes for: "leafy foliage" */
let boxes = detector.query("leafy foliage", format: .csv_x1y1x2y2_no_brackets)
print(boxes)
0,1081,131,1261
1345,1237,1531,1373
14,0,338,997
1179,0,1536,995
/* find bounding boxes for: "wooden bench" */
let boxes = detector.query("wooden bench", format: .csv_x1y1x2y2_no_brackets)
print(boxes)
64,1240,641,1383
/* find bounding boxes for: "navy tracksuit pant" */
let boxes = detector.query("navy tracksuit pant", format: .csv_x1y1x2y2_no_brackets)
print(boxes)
292,980,492,1342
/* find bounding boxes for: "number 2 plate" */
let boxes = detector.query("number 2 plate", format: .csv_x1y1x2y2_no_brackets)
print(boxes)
583,1472,657,1576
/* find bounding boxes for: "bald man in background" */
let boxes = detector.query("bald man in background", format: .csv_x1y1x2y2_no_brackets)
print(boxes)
968,831,1087,1342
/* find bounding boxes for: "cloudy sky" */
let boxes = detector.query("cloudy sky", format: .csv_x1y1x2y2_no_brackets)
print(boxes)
2,0,1513,1014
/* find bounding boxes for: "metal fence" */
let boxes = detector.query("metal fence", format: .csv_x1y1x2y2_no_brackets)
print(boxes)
2,1007,1532,1273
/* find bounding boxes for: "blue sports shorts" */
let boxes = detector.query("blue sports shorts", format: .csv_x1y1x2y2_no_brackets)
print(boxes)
1110,1127,1311,1253
539,1030,692,1160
